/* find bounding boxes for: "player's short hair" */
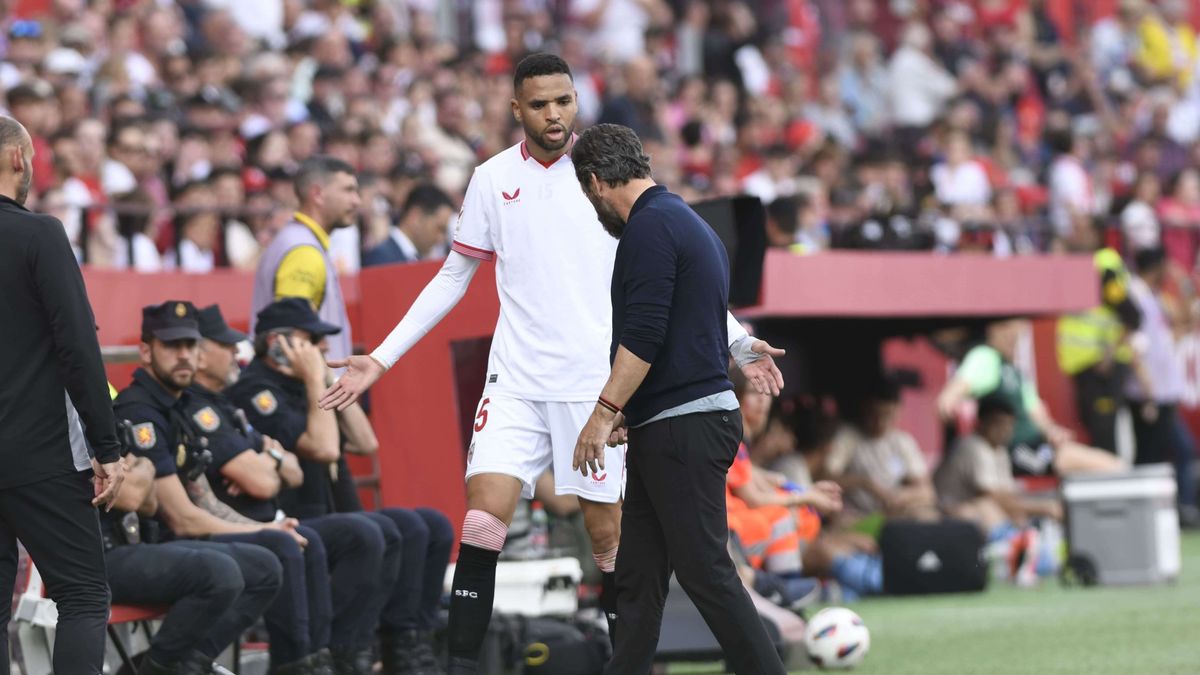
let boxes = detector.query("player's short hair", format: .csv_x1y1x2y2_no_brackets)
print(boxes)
572,123,652,189
513,53,572,93
294,155,356,202
401,183,454,220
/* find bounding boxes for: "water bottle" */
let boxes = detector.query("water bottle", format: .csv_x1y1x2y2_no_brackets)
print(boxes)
529,500,549,558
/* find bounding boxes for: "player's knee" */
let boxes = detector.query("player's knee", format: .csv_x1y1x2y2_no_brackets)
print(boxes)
580,501,621,551
460,509,508,552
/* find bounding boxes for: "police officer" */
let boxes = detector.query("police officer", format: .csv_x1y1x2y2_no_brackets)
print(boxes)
111,301,286,674
185,305,343,675
103,445,266,675
228,299,452,675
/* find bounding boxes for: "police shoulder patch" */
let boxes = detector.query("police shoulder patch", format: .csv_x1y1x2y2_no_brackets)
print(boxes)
192,406,221,432
132,422,156,450
252,390,278,415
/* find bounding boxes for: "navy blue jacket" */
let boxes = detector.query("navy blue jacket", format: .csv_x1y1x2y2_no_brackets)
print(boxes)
611,185,733,426
361,236,415,268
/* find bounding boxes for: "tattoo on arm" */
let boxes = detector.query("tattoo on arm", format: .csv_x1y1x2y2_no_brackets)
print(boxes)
185,475,259,525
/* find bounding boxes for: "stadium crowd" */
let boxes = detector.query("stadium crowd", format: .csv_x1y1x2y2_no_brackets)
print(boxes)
4,0,1200,270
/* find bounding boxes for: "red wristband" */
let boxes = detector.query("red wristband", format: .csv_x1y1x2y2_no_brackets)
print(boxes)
597,396,622,414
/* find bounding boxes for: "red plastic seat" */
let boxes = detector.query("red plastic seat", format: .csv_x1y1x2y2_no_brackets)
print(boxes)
108,605,166,625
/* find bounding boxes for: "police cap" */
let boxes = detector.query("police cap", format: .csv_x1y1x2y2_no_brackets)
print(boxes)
142,300,202,342
197,304,248,345
255,298,342,338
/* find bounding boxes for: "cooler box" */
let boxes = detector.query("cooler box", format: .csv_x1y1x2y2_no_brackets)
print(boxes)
445,557,583,617
1061,464,1181,586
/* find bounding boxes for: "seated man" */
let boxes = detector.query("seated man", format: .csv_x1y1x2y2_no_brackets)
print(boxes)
735,373,882,600
186,304,363,674
228,299,452,675
827,377,939,522
109,302,287,674
936,395,1063,535
937,319,1125,477
104,453,282,675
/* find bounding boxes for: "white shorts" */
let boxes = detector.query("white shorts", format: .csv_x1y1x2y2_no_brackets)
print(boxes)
464,395,625,503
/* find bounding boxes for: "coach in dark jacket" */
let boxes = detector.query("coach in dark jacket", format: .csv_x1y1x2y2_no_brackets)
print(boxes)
0,115,124,674
571,124,786,675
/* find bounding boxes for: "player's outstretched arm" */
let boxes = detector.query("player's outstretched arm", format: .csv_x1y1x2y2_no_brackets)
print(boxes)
727,311,786,396
320,251,482,410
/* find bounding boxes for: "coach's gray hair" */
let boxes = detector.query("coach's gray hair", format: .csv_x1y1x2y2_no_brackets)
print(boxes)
572,124,652,189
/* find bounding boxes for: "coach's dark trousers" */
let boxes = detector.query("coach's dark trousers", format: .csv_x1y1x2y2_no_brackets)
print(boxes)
606,410,786,675
0,471,110,675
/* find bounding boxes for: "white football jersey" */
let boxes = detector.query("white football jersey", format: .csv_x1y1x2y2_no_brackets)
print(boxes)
451,140,617,401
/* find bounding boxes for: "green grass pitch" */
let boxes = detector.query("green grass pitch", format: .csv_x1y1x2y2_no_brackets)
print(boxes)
670,532,1200,674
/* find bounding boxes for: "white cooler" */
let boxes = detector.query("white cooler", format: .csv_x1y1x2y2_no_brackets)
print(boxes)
444,557,583,617
1061,464,1181,586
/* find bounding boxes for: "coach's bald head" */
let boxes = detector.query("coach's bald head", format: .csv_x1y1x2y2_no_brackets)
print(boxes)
0,116,33,205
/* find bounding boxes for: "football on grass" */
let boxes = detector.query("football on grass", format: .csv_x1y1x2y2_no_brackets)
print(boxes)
805,607,870,670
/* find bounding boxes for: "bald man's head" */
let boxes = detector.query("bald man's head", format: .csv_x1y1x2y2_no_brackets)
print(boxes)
0,116,33,205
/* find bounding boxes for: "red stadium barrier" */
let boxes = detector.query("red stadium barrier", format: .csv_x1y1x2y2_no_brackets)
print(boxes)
87,252,1105,532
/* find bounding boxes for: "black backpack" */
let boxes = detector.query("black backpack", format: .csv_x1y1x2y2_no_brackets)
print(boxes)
478,613,610,675
880,519,988,595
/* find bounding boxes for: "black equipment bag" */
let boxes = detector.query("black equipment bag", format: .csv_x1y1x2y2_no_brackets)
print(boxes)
880,519,988,595
478,613,609,675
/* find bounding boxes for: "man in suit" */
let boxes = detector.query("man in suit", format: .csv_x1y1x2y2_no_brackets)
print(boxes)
362,184,455,267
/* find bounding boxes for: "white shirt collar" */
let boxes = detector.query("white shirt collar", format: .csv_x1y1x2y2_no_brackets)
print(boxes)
389,226,420,261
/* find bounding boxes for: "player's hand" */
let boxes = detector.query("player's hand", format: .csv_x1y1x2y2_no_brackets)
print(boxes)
739,340,786,397
573,408,615,477
607,412,627,447
91,458,126,511
320,355,387,411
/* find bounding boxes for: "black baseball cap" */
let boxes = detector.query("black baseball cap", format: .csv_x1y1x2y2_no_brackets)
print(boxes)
197,305,249,345
142,301,202,342
255,298,342,338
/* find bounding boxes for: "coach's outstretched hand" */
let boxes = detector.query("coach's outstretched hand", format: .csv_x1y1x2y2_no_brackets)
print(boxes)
740,340,786,397
320,355,387,411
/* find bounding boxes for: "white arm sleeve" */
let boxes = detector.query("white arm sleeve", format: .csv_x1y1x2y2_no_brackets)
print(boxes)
727,312,761,368
369,251,482,369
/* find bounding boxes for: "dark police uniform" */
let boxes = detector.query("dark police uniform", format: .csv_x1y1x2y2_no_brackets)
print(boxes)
183,378,339,671
108,302,283,673
229,299,453,672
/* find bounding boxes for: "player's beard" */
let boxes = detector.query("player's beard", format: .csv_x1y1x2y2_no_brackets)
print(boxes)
526,119,574,154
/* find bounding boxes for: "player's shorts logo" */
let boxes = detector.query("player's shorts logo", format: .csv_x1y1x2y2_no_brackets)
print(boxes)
502,188,521,204
591,471,607,483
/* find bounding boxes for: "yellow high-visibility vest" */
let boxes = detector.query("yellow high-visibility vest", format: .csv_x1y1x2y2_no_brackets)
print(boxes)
1056,249,1134,375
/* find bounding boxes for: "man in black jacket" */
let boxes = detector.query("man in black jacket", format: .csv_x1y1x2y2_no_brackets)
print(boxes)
0,115,125,674
571,124,786,675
